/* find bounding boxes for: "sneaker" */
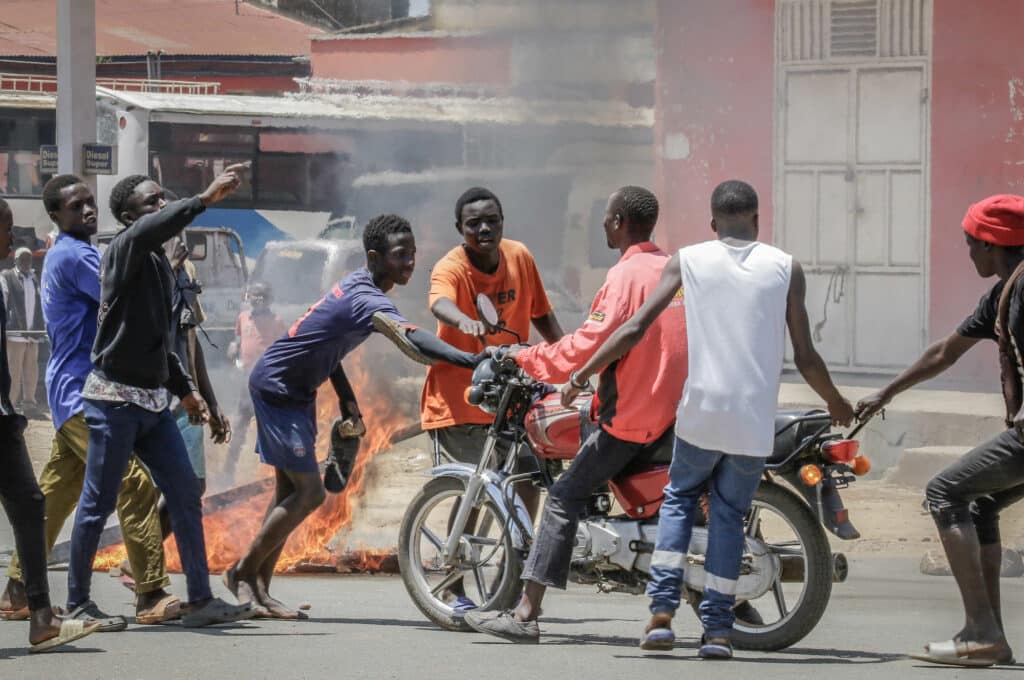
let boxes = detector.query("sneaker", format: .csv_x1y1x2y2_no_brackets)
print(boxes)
464,609,540,644
182,597,255,628
450,596,477,620
639,626,675,651
698,635,734,660
67,600,128,632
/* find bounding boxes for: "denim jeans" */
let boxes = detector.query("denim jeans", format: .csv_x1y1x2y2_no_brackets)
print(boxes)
522,427,646,589
646,437,765,638
69,399,211,608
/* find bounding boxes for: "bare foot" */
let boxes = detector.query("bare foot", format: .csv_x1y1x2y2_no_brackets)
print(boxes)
223,565,268,616
1,579,27,612
28,608,62,646
254,580,302,620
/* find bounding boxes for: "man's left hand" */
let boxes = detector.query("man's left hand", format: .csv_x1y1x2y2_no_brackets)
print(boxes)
182,392,210,425
209,408,232,444
559,381,584,409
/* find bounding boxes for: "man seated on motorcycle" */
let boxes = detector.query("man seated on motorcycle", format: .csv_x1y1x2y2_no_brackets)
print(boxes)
857,195,1024,668
464,186,686,644
224,214,484,618
563,180,853,659
420,187,564,615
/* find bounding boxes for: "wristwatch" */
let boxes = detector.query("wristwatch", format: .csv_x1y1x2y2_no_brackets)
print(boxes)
569,371,590,390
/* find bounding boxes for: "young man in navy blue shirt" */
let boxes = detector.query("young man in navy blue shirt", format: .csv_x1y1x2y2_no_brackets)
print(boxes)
226,214,481,618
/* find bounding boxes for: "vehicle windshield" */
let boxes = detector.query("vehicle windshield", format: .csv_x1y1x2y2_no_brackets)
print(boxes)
253,247,328,305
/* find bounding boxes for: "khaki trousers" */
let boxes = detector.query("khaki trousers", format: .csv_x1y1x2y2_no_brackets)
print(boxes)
6,340,38,405
7,413,170,594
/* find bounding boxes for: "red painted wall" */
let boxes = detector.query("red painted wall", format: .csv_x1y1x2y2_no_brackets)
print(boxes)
929,0,1024,383
311,35,512,86
654,0,776,251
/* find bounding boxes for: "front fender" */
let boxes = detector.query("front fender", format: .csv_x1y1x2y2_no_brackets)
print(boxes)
428,463,533,552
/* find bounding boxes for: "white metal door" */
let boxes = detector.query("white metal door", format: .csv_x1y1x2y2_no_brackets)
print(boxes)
776,0,931,372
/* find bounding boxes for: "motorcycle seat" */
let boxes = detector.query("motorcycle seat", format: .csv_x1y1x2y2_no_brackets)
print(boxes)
614,426,676,478
769,409,830,464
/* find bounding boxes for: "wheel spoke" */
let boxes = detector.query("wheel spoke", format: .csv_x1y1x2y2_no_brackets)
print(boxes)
772,578,788,618
472,565,490,602
746,506,762,538
419,526,444,551
429,569,464,597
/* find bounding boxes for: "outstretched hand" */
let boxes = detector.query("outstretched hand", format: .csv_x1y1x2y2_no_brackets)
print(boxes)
828,396,856,427
855,391,889,422
199,163,247,206
458,318,487,339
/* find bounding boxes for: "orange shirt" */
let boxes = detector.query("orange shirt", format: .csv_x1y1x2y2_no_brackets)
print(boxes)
421,239,553,429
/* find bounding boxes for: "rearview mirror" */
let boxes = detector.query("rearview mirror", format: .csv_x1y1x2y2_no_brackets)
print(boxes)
475,293,499,329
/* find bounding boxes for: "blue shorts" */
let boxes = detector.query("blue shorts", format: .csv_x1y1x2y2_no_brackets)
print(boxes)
250,391,319,474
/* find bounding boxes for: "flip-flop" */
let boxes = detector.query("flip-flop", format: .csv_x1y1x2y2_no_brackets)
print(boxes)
135,594,182,625
29,619,101,654
910,640,1000,667
0,606,29,621
371,312,435,365
639,626,675,651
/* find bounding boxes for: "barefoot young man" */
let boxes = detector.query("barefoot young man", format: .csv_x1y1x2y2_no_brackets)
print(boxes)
227,214,483,618
421,186,563,614
465,186,687,643
1,176,179,631
0,197,98,652
857,195,1024,668
563,180,853,659
67,169,253,628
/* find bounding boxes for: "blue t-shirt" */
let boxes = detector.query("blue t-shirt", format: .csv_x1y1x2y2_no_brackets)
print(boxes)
250,268,406,406
41,233,101,430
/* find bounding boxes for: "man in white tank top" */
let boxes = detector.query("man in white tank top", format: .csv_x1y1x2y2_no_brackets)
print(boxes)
564,180,853,658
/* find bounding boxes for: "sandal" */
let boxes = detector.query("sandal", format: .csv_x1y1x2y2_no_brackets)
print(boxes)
910,640,1001,667
136,594,182,625
29,619,101,654
640,626,675,651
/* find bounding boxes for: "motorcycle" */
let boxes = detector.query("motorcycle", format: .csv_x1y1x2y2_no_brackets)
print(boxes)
398,295,872,650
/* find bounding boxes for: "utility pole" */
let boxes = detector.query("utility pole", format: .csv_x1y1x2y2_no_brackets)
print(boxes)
56,0,97,192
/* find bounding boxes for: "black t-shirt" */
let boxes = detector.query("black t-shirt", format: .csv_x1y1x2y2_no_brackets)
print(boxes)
957,278,1024,358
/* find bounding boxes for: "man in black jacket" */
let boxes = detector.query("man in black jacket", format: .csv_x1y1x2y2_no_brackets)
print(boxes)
66,167,253,628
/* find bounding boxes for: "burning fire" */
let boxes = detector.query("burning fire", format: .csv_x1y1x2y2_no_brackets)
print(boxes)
94,351,409,574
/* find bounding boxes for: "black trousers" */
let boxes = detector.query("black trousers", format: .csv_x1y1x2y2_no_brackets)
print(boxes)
926,429,1024,545
0,414,50,610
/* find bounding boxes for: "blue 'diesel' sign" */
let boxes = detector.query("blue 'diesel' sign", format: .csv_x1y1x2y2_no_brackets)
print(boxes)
39,145,58,174
82,144,117,175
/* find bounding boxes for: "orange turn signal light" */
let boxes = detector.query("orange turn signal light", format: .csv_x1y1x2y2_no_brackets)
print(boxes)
463,386,474,405
799,464,823,486
851,455,871,476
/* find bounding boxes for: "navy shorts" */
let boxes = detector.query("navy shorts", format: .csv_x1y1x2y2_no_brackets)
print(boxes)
250,391,319,474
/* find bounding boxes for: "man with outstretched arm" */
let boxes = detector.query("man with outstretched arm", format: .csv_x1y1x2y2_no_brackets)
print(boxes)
67,168,253,628
1,176,179,631
561,180,853,659
857,195,1024,668
225,214,485,619
464,186,686,643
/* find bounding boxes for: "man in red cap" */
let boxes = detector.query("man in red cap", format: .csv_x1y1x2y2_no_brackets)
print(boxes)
859,194,1024,668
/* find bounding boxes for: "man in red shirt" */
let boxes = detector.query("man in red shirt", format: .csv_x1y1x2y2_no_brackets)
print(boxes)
465,186,686,643
225,281,287,478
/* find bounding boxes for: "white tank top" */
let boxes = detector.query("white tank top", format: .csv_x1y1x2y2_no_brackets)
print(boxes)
674,240,793,457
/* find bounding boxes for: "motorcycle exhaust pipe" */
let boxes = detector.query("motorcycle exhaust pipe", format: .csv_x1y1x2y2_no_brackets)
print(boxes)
778,552,848,583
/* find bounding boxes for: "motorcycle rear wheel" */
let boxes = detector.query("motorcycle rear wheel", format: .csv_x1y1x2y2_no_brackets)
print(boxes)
689,482,833,651
398,476,524,632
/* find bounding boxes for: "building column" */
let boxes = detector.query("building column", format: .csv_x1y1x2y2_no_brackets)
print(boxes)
56,0,97,191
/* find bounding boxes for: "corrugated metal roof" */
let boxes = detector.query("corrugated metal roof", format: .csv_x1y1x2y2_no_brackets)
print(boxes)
0,0,319,57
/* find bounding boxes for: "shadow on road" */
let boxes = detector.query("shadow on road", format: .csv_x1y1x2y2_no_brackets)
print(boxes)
0,645,104,658
612,645,906,665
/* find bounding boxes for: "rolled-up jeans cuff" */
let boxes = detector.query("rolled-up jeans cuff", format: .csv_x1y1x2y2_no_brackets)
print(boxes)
649,602,677,616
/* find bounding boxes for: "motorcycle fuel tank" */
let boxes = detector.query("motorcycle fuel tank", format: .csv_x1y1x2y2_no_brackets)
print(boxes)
524,392,591,460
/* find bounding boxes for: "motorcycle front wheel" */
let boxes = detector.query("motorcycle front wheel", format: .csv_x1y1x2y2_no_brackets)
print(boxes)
689,482,833,651
398,476,524,631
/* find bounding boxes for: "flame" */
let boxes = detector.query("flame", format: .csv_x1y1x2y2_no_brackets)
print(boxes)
93,349,409,575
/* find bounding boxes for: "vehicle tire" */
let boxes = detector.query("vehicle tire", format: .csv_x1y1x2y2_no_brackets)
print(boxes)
689,482,833,651
398,476,523,632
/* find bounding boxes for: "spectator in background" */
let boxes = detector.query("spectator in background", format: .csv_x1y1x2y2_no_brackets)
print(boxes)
1,247,44,418
224,281,287,481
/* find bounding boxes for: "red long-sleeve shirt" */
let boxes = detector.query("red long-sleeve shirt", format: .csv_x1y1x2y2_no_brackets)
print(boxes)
515,242,687,444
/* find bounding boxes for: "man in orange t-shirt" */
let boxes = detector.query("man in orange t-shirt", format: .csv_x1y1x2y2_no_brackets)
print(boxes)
421,186,563,614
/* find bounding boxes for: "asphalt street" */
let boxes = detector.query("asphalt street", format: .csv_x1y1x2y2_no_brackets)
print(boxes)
0,555,1020,679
